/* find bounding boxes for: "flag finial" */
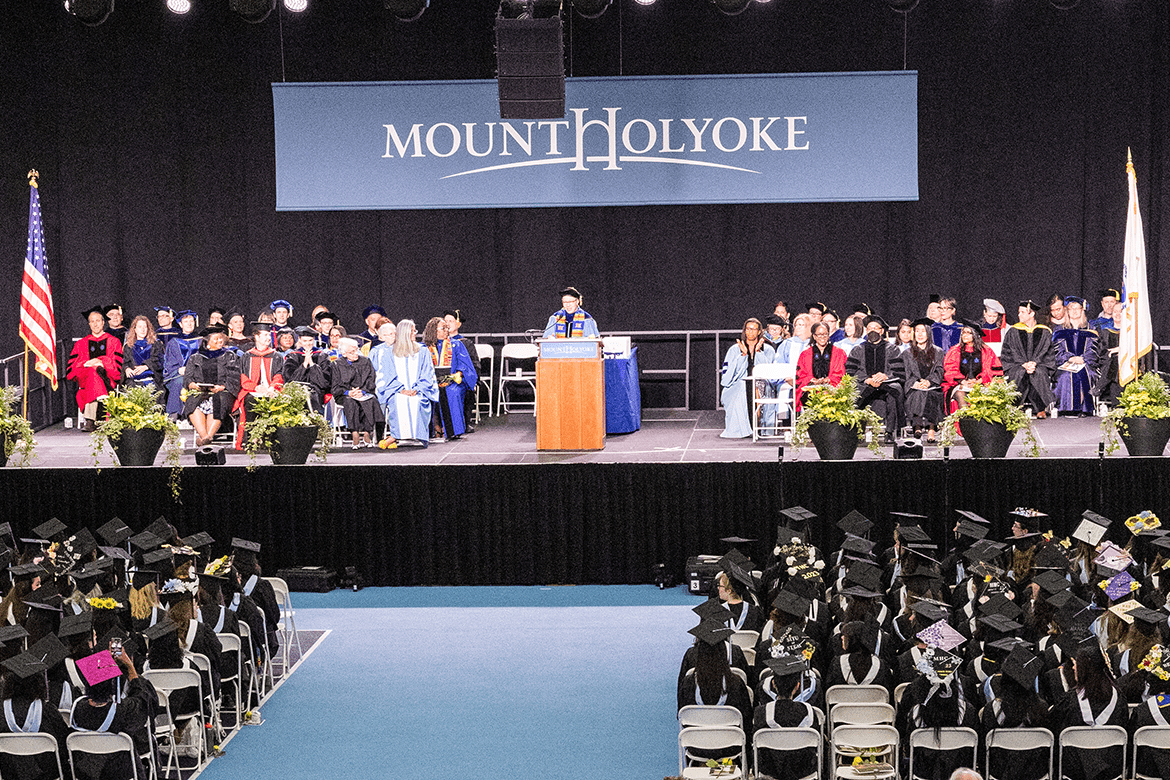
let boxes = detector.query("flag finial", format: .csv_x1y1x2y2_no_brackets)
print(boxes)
1127,149,1135,178
27,169,38,189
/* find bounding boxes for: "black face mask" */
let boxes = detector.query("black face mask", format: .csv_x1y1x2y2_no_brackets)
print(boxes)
866,330,883,344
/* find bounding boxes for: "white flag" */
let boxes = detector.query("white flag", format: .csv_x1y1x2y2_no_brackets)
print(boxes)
1120,150,1153,386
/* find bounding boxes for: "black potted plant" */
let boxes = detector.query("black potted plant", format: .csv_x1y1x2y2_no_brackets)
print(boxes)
1101,372,1170,457
938,377,1040,458
0,386,36,467
242,382,332,468
90,385,183,496
792,375,884,460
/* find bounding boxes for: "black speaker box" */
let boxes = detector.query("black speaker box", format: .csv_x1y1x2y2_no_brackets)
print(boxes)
496,12,565,119
894,439,924,460
195,446,226,465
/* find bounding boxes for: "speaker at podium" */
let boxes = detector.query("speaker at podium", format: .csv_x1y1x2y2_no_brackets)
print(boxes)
535,338,605,451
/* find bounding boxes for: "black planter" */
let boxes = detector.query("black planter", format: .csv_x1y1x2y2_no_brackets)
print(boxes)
269,425,318,465
1120,416,1170,457
111,427,166,467
807,420,860,460
960,418,1016,458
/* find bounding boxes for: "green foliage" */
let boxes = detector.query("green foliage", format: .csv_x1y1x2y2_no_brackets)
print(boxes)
0,386,36,467
242,382,332,469
937,378,1042,457
1101,372,1170,454
792,374,885,456
91,386,183,498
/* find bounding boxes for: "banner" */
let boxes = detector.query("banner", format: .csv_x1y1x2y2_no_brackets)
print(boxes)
272,72,918,211
1120,151,1152,385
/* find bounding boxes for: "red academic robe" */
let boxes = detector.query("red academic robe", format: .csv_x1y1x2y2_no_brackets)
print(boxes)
234,349,284,448
66,333,124,408
794,344,847,414
980,323,1005,343
942,344,1002,413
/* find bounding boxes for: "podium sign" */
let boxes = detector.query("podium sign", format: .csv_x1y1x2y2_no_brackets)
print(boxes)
536,339,605,451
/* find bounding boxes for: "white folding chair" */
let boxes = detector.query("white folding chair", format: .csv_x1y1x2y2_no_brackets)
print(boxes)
825,684,889,713
237,620,264,707
0,732,65,780
264,575,302,676
1058,725,1126,780
908,727,978,780
750,361,797,441
143,667,206,773
496,342,538,414
985,727,1054,780
187,652,222,743
830,724,898,779
151,687,179,779
216,632,244,731
67,731,140,780
1132,724,1170,780
678,704,743,729
729,630,758,666
753,727,822,780
893,681,910,708
678,725,746,779
472,341,494,422
829,702,895,728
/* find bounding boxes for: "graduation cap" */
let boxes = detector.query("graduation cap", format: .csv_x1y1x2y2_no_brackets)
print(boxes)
1100,570,1139,601
980,593,1023,620
1009,507,1047,532
313,310,338,323
892,510,930,524
23,592,63,613
1032,570,1072,595
903,544,942,566
75,650,122,687
720,536,757,547
80,306,105,321
916,647,962,683
840,584,882,599
763,654,810,679
777,506,816,528
978,613,1024,636
955,510,990,526
62,528,98,563
916,619,965,651
32,518,68,541
956,519,989,542
1094,541,1133,573
772,589,811,619
157,579,196,604
143,517,175,543
202,555,233,579
362,304,386,320
96,518,132,547
911,600,949,624
804,301,829,313
0,522,15,547
843,561,883,592
840,621,880,654
1126,511,1162,536
688,620,735,647
249,321,275,335
0,625,29,646
692,598,732,622
1138,645,1170,681
963,539,1008,565
1032,544,1071,571
141,549,175,571
231,537,261,554
1,652,48,680
142,618,179,643
896,524,932,544
1046,588,1083,611
127,530,163,553
837,510,873,537
1128,605,1165,631
841,535,876,556
1072,515,1110,546
59,612,93,640
1002,646,1043,690
8,562,46,580
294,325,317,339
28,633,68,671
1108,598,1144,624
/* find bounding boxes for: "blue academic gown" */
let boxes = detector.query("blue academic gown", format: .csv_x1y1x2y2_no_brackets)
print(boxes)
932,321,962,352
542,309,600,338
1052,327,1098,414
372,344,439,441
431,339,479,438
162,334,202,414
720,343,775,438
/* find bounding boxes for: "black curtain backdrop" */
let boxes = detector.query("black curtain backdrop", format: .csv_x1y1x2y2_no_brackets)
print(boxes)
0,1,1168,368
1,459,1165,586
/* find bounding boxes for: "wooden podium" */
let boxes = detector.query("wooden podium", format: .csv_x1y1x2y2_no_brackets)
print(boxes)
536,338,605,451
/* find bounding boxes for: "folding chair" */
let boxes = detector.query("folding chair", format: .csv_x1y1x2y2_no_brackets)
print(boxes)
496,342,538,415
187,652,223,744
985,727,1054,780
216,632,244,731
1057,725,1126,780
1132,725,1170,780
825,684,889,713
0,732,66,780
750,361,797,441
151,687,178,779
893,682,910,708
908,727,978,780
678,704,743,729
830,724,898,779
729,630,758,666
67,731,140,780
678,725,746,779
237,621,265,706
473,342,494,422
143,667,206,773
829,702,895,728
264,576,302,676
753,727,822,780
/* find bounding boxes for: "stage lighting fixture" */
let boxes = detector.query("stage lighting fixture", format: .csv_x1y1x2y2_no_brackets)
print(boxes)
230,0,275,22
166,0,191,13
884,0,919,10
710,0,751,16
496,0,565,119
385,0,428,21
284,0,307,10
633,0,655,5
64,0,114,26
572,0,610,18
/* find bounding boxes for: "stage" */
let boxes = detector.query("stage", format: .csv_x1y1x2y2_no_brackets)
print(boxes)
2,411,1166,589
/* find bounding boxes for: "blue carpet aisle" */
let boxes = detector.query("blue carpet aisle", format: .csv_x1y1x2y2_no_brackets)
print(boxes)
198,586,700,780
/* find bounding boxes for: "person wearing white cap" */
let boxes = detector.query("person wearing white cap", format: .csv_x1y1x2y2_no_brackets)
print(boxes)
980,299,1006,343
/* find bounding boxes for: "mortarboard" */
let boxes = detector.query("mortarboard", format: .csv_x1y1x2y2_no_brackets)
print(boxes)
141,549,174,569
249,321,274,335
8,562,46,580
1129,605,1165,631
840,621,880,654
772,589,811,620
840,584,882,599
313,310,338,323
96,518,132,547
1101,570,1139,601
836,510,873,537
692,598,732,622
688,620,735,647
1094,542,1133,573
978,613,1024,635
1072,513,1111,546
32,518,68,541
62,528,98,562
763,654,810,679
143,517,174,542
75,650,121,687
128,530,163,552
915,647,962,683
1138,645,1170,681
777,506,816,528
916,619,965,652
81,307,104,321
0,523,14,546
980,593,1023,620
1032,570,1072,595
58,612,93,640
1002,646,1043,690
294,325,317,339
1109,598,1143,624
362,304,386,319
97,546,130,561
1126,511,1162,536
23,592,63,613
1,652,48,680
181,532,215,550
0,625,30,646
28,634,68,670
231,537,261,554
843,561,883,592
956,519,988,542
840,535,876,556
955,510,990,525
910,600,948,624
1032,544,1071,571
720,536,756,546
142,618,179,643
896,525,932,544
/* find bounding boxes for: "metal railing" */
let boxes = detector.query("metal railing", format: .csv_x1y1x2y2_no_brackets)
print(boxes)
0,340,71,431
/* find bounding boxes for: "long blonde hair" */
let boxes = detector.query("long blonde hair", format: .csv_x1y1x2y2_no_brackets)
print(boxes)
393,320,419,358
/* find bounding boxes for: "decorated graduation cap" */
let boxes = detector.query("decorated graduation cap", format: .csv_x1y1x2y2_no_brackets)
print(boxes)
157,578,197,605
915,647,962,685
1094,541,1133,573
61,527,98,564
1009,507,1047,532
1138,645,1170,681
1073,511,1111,546
837,510,873,537
688,620,735,647
916,619,965,652
1126,511,1162,536
96,518,132,547
75,649,122,687
1100,570,1140,601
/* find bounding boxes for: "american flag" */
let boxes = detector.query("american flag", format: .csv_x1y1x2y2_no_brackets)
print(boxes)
19,172,57,390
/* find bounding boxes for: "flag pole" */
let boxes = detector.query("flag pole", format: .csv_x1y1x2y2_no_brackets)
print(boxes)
22,346,29,420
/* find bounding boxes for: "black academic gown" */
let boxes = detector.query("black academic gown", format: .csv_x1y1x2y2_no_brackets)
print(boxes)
0,697,73,780
902,344,946,430
1131,694,1170,779
752,698,823,780
330,355,381,433
1000,324,1057,411
282,349,330,412
980,693,1051,780
895,675,980,780
70,677,157,780
677,670,754,753
181,348,242,420
844,340,907,433
1091,326,1122,407
1049,687,1128,780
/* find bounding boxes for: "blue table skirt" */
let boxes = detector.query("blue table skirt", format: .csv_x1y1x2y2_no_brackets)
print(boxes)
604,346,641,434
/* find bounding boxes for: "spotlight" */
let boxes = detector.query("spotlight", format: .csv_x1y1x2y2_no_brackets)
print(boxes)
710,0,751,15
64,0,114,26
229,0,275,22
385,0,428,21
884,0,919,10
284,0,307,10
166,0,191,13
633,0,655,4
571,0,610,18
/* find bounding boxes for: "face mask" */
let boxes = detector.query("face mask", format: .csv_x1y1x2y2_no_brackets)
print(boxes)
866,330,883,344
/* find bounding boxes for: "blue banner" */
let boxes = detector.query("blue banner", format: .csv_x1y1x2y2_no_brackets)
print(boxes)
272,72,917,211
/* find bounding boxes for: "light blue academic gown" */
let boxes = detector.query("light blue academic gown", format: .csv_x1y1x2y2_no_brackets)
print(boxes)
372,344,439,441
720,343,775,438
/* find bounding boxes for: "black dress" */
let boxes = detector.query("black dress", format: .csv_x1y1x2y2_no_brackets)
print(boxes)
330,355,381,433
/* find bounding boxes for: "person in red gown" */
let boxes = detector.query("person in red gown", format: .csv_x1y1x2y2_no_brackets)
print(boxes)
66,307,124,431
234,322,285,449
794,321,847,414
942,321,1002,412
